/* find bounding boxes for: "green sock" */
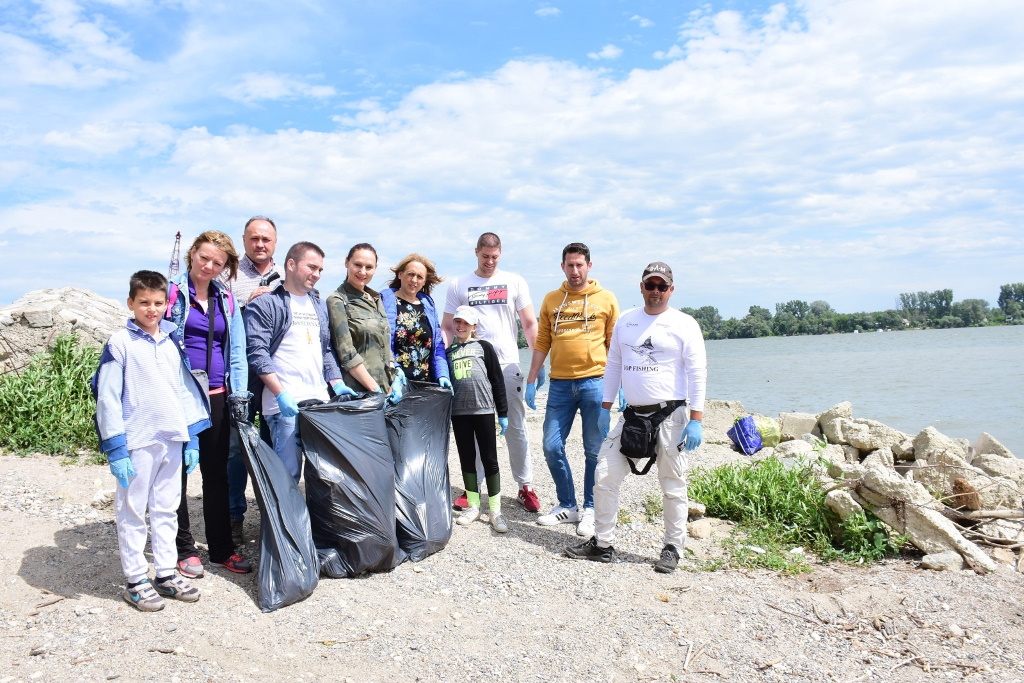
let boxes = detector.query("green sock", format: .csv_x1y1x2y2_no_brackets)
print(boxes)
488,494,501,514
468,491,481,508
462,473,480,508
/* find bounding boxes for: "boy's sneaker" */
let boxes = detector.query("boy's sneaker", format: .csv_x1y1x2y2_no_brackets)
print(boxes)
517,485,541,513
453,493,470,510
565,537,614,563
537,505,579,526
177,555,204,579
211,553,252,574
123,579,165,612
456,506,481,526
154,574,201,602
491,513,509,533
577,508,596,537
230,517,244,547
654,544,680,573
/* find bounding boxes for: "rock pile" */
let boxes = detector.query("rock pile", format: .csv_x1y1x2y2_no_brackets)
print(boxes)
745,402,1023,573
0,288,127,373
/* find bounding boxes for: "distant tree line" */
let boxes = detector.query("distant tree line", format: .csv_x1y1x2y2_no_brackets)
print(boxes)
681,283,1024,340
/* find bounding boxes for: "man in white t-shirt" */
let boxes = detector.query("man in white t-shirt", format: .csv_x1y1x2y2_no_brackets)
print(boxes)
243,242,348,482
566,261,707,573
442,232,541,512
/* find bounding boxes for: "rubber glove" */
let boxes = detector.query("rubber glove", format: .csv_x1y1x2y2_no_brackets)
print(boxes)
331,381,357,398
536,364,547,391
617,388,627,412
276,391,299,417
439,377,452,390
108,447,134,488
598,407,611,437
228,391,252,424
387,368,407,404
525,382,537,410
498,417,509,435
680,420,703,451
184,448,200,474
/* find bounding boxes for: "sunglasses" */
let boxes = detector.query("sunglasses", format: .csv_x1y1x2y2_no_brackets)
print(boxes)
643,281,670,292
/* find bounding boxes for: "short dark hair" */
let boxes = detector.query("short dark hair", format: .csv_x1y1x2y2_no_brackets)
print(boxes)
476,232,501,250
244,215,277,233
346,243,378,263
129,270,168,299
285,241,325,265
562,242,590,263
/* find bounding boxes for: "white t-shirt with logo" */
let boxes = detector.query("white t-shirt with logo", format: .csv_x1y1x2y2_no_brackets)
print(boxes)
602,307,707,411
262,294,330,415
444,269,532,365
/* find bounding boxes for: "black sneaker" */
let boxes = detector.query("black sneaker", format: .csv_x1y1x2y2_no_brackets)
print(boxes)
565,537,614,563
230,517,244,547
654,544,680,573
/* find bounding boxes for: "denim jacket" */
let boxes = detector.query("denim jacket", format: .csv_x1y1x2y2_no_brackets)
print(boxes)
166,273,248,396
379,288,450,383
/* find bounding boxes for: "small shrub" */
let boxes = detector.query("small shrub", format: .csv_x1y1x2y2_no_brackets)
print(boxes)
0,334,101,456
642,493,663,523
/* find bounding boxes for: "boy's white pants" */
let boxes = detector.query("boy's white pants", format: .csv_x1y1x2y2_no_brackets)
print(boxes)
593,405,691,550
114,440,183,583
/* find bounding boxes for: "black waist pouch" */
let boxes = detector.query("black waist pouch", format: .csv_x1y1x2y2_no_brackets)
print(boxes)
619,402,682,475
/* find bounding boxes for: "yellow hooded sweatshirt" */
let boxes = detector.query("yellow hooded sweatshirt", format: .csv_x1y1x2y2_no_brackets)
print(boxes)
535,279,620,380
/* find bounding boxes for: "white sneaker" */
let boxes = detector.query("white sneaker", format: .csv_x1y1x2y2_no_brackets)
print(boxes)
537,505,580,526
576,508,595,537
491,513,509,533
456,506,481,526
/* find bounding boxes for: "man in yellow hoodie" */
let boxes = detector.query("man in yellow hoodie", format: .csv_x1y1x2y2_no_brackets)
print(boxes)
526,243,620,537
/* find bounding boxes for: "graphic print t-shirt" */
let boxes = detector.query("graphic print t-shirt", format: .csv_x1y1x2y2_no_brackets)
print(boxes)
444,270,532,365
262,294,329,415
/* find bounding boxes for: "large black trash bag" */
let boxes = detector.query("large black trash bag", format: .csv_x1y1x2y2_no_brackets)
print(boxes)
299,393,399,577
236,421,319,612
385,382,454,562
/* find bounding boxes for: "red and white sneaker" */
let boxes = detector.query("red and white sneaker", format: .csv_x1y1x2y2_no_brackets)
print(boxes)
453,493,470,510
211,554,252,574
518,485,541,513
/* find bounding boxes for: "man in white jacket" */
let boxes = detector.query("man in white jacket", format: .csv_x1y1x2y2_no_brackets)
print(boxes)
565,261,707,573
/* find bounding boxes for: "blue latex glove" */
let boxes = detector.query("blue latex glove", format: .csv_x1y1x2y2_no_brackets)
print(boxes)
276,391,299,417
331,381,357,398
617,388,627,412
387,368,407,404
680,420,703,451
439,377,452,390
184,448,200,474
536,364,547,390
525,382,537,410
108,449,134,489
498,417,508,435
598,407,611,437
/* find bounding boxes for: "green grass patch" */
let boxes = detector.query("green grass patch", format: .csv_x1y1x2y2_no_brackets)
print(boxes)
0,333,101,456
642,492,663,523
688,456,905,572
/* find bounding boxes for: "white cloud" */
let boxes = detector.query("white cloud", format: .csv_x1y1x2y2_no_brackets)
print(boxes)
223,73,338,104
42,121,176,155
587,44,623,60
535,6,561,18
653,45,683,60
630,15,654,28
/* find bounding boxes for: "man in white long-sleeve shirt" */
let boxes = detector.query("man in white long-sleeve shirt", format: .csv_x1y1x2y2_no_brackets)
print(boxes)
565,261,707,573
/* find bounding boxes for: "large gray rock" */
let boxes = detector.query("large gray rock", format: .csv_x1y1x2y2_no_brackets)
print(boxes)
861,446,895,469
824,489,863,521
920,550,965,571
973,433,1015,459
913,426,969,461
817,401,853,433
972,454,1024,488
850,465,997,572
778,412,820,441
0,288,127,373
843,419,910,452
703,400,747,445
774,440,815,459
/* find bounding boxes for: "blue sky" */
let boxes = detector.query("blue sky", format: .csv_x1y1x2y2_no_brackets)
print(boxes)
2,0,1022,318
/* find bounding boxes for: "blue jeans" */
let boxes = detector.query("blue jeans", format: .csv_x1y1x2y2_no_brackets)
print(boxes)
265,412,303,483
542,377,605,510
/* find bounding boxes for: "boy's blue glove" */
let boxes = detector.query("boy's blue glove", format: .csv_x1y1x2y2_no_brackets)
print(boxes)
680,420,703,451
108,449,135,489
276,391,299,417
536,364,547,390
439,377,452,390
184,448,200,474
525,383,537,410
498,417,509,435
617,388,627,412
598,407,611,437
387,368,407,404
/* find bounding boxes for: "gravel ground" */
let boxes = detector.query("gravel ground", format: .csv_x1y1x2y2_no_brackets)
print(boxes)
2,399,1024,682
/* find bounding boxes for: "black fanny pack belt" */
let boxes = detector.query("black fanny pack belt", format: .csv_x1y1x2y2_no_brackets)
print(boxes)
619,399,686,475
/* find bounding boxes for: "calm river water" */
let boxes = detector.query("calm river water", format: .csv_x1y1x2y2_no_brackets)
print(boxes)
521,325,1023,456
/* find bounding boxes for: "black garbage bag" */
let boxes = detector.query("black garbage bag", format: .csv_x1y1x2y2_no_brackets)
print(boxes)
299,393,399,577
236,421,319,612
385,383,454,562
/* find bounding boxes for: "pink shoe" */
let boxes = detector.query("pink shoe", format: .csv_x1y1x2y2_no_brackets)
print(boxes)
518,485,541,513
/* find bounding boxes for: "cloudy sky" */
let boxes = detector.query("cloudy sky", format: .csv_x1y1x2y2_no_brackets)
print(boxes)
2,0,1022,318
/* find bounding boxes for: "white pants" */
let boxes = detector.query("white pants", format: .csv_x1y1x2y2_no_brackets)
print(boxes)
594,406,690,550
114,440,183,583
469,362,534,487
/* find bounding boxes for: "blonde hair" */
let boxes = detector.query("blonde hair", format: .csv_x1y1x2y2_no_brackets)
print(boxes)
185,230,240,281
389,253,443,296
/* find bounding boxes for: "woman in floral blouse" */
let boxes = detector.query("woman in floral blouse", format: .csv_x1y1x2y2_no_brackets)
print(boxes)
379,253,452,389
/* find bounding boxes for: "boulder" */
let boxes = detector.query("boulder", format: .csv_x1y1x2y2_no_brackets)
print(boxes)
973,433,1015,459
990,548,1018,567
920,550,965,571
892,438,915,461
861,446,895,469
823,417,850,445
911,451,1022,510
827,462,867,481
778,412,821,441
843,445,860,463
817,401,853,433
819,444,847,466
841,419,910,452
972,454,1024,488
703,400,747,445
975,519,1024,543
825,489,863,521
774,440,815,459
913,426,969,462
